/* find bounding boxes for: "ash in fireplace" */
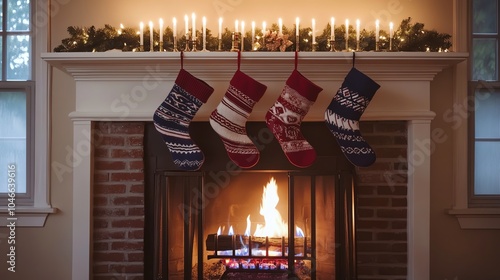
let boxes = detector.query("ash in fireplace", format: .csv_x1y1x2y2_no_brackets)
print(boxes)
192,261,226,280
192,260,312,280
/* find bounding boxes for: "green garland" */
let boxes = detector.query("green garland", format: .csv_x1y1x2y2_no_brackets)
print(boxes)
53,17,451,52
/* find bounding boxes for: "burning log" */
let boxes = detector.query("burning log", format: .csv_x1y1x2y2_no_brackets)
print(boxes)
205,234,311,252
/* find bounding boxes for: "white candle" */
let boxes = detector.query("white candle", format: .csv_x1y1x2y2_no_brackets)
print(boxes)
149,21,153,41
235,20,239,33
184,15,189,36
278,18,283,35
389,21,393,39
389,21,394,50
159,18,163,42
192,13,196,39
219,17,223,40
262,21,266,35
356,19,360,42
139,22,144,46
331,17,335,39
376,19,380,42
345,19,349,39
241,21,245,50
296,17,299,36
202,16,206,47
173,17,177,38
251,21,255,44
312,18,316,45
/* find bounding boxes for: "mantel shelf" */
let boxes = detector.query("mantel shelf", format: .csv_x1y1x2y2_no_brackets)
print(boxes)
42,51,468,81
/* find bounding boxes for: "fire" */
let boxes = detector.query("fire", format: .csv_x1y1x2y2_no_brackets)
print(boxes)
218,177,304,238
253,177,288,237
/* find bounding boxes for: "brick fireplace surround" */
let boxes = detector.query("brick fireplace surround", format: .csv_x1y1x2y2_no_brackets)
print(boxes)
91,120,407,280
42,51,467,280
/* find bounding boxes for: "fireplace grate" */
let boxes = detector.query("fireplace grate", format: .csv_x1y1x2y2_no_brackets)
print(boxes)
149,170,357,280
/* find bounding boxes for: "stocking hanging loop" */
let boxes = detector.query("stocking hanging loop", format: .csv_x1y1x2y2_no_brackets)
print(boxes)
180,51,184,69
237,51,241,71
294,51,298,70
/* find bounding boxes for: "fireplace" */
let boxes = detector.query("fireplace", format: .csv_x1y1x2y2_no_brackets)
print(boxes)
144,122,357,279
42,51,467,280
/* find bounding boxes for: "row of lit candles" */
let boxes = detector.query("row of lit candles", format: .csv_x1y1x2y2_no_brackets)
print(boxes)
138,15,395,43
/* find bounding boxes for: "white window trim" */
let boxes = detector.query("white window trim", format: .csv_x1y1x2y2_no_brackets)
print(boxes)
447,0,500,229
0,0,57,227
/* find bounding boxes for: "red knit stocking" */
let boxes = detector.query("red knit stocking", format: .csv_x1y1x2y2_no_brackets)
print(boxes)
265,59,323,168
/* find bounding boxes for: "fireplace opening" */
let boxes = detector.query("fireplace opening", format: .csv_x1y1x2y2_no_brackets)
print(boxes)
144,122,357,280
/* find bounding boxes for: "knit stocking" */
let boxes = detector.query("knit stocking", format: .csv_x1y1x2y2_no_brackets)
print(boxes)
265,69,323,168
153,68,214,171
210,70,268,168
325,67,380,167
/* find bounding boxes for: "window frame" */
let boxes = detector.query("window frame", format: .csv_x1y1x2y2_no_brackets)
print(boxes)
0,81,34,205
468,81,500,207
469,0,500,207
447,0,500,229
0,0,57,227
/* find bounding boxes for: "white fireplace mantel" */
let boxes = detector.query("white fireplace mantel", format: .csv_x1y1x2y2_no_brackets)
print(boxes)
42,51,467,280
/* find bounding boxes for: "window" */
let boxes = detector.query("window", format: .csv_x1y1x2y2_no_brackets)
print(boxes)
0,83,34,204
0,0,33,205
0,0,55,226
470,0,500,207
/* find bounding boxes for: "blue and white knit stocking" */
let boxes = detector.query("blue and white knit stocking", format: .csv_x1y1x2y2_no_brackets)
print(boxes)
325,67,380,167
153,69,214,171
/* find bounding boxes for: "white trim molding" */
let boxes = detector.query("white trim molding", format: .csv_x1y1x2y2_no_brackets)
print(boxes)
448,208,500,229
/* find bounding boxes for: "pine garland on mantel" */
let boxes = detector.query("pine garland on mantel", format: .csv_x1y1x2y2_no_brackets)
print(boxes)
53,17,452,53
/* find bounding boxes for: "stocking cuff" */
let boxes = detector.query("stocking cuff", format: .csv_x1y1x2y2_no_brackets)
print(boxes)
175,69,214,103
286,69,323,102
343,68,380,99
230,70,268,102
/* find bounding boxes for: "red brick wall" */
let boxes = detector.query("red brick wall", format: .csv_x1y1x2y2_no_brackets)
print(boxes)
93,122,145,280
356,121,408,280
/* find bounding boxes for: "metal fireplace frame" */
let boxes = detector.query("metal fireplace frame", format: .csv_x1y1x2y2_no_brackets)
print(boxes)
150,170,357,280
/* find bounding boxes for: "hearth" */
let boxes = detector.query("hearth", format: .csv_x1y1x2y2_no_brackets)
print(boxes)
144,122,356,280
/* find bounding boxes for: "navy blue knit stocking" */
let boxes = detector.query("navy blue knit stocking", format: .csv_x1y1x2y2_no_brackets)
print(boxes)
153,69,214,171
325,67,380,167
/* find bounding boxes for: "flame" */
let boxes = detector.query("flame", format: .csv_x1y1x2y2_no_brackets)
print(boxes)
253,177,288,237
218,177,306,240
296,226,305,237
244,215,251,236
